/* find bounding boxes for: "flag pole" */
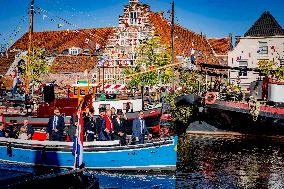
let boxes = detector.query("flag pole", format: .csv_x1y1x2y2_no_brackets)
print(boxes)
25,0,34,98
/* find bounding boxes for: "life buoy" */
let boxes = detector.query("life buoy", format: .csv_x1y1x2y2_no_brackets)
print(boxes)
205,92,217,105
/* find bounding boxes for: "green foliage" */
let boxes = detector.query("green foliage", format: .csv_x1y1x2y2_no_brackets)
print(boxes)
166,93,196,125
165,70,203,125
177,134,191,168
21,48,50,85
124,37,173,87
258,60,284,80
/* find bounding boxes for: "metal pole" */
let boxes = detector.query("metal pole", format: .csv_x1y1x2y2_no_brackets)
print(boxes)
141,85,144,110
25,0,34,97
171,1,175,93
102,64,105,92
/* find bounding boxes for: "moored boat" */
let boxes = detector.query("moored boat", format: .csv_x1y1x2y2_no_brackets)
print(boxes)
0,136,177,171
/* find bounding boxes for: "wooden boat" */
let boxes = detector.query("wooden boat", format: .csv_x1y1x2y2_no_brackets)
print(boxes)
0,136,177,171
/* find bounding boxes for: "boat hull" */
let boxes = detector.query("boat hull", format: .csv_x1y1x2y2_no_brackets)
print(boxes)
0,137,177,170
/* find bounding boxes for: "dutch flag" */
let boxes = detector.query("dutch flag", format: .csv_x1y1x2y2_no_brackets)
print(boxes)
12,67,18,96
72,109,84,169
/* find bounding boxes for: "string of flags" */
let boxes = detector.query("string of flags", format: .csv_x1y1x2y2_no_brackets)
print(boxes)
0,15,27,50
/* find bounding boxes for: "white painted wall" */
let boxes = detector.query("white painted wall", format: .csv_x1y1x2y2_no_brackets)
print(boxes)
228,36,284,89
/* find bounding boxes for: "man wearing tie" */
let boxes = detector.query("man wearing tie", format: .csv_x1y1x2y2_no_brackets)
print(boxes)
47,108,65,141
132,111,152,144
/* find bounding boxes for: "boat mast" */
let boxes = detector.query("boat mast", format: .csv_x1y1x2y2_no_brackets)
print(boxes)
25,0,34,97
171,1,175,93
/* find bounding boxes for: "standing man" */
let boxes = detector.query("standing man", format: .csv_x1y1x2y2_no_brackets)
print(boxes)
47,108,65,141
110,107,117,119
69,108,79,142
96,108,105,140
84,108,96,141
113,110,126,145
132,111,152,144
100,109,114,141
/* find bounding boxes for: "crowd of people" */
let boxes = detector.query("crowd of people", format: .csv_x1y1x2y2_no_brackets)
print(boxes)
47,107,151,145
0,107,152,146
0,118,34,140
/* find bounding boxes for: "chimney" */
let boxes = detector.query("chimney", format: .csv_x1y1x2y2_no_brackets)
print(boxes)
228,33,233,50
235,36,241,47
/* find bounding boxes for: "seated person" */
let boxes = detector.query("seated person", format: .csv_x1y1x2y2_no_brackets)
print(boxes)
18,119,34,140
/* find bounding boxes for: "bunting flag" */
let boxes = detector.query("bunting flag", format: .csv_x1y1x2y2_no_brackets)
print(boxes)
95,43,101,52
84,38,90,44
72,109,84,169
43,14,47,20
12,67,19,96
58,23,64,28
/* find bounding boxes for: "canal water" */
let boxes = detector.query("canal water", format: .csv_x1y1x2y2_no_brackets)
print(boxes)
1,133,284,188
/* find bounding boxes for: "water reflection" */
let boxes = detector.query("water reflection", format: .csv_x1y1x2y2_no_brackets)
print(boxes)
1,134,284,188
177,134,284,189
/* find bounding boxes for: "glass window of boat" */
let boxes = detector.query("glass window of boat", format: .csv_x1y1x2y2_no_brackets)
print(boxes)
80,89,85,96
280,59,284,67
74,87,78,95
123,102,133,110
99,104,110,110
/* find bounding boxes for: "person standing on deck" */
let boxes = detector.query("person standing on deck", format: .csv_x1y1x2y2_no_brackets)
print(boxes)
69,107,79,142
84,108,96,141
100,109,114,141
96,108,105,140
0,123,6,137
132,111,152,144
47,108,65,141
110,107,117,120
112,110,126,145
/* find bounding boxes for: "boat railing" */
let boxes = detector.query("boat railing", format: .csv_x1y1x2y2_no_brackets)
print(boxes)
0,137,120,147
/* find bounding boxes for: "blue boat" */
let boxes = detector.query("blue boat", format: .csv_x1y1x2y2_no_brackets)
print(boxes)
0,137,177,171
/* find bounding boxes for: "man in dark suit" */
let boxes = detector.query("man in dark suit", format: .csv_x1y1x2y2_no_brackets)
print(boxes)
84,108,96,141
132,111,152,144
112,110,126,145
96,108,105,140
47,108,65,141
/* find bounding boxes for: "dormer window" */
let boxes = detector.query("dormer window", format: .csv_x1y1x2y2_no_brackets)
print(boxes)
69,47,81,55
258,41,268,54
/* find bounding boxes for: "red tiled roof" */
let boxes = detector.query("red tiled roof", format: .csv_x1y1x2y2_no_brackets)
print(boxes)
0,51,18,75
50,55,97,73
12,28,114,54
208,38,229,55
149,12,227,65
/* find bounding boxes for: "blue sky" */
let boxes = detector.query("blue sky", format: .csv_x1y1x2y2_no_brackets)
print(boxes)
0,0,283,48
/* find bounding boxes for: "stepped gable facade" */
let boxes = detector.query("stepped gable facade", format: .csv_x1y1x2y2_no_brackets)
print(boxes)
244,11,284,37
3,0,229,87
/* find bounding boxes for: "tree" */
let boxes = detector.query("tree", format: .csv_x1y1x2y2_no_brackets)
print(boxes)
123,37,172,87
258,60,284,80
20,48,50,86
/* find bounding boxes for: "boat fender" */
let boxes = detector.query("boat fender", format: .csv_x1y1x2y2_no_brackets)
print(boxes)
41,146,47,162
205,92,217,105
6,142,12,157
